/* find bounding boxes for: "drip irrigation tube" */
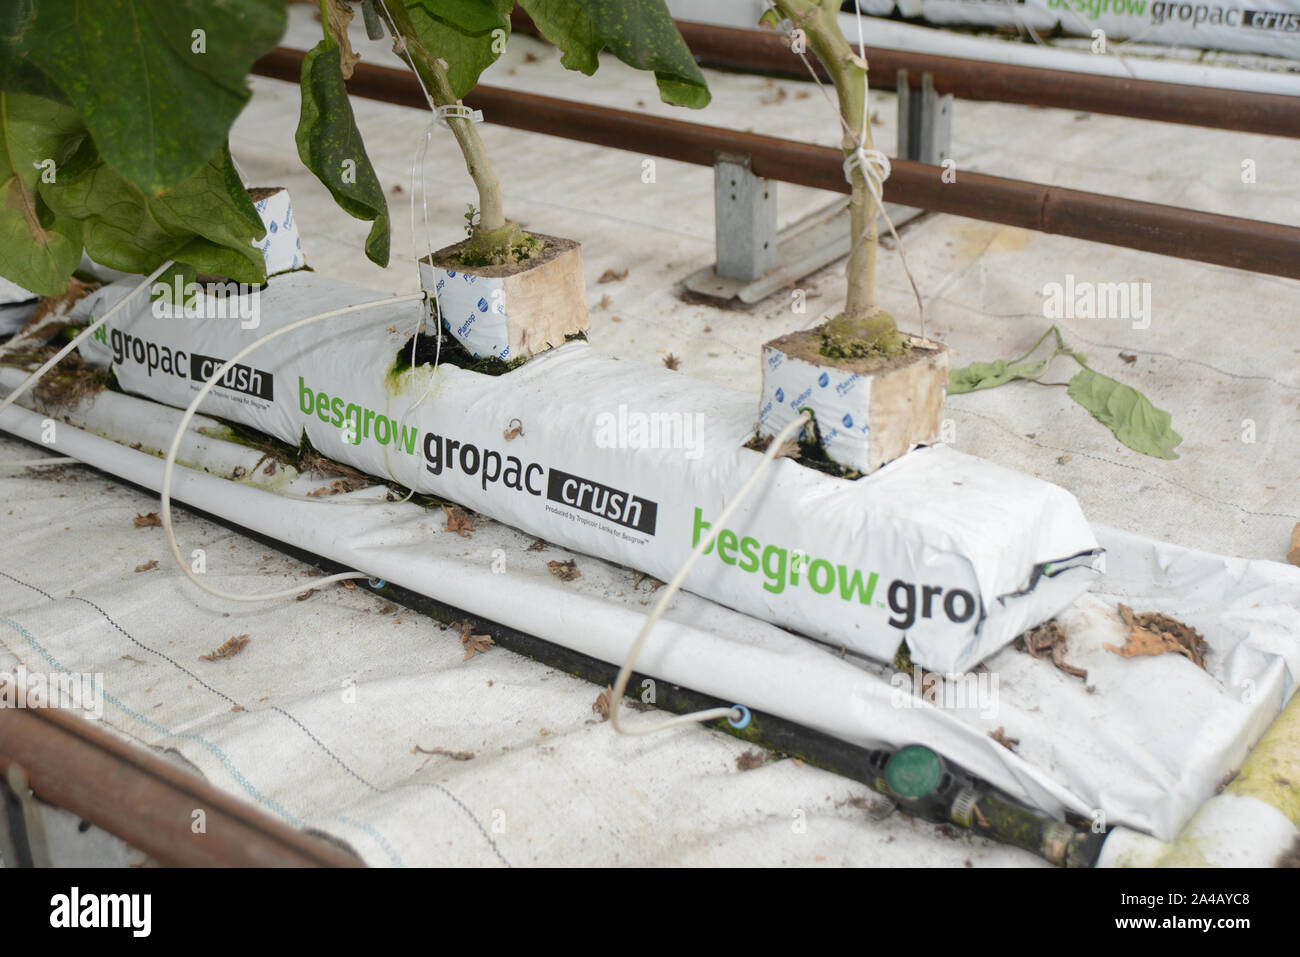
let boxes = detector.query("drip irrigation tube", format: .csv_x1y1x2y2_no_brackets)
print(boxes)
250,48,1300,280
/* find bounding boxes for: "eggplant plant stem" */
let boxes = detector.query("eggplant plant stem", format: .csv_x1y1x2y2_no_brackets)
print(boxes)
772,0,886,329
382,2,508,235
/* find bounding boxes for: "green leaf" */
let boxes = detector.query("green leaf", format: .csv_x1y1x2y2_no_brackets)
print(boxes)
295,40,389,267
18,0,286,195
1066,367,1182,460
411,0,511,37
522,0,710,108
40,138,267,284
518,0,600,74
401,0,509,98
0,92,85,295
947,358,1046,395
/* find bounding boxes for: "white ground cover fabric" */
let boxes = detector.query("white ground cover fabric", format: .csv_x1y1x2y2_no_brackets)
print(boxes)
1,7,1297,865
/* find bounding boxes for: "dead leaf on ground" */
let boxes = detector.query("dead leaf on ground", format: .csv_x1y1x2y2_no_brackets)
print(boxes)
598,268,628,283
25,277,99,331
593,686,612,720
200,634,250,662
413,744,474,761
1288,522,1300,566
295,589,315,601
597,294,613,309
133,513,161,528
1019,620,1087,680
736,749,766,772
442,503,475,536
548,559,581,582
526,538,548,552
989,727,1020,753
1104,604,1208,669
134,560,158,573
460,619,494,661
1118,352,1137,364
662,353,680,371
633,572,665,591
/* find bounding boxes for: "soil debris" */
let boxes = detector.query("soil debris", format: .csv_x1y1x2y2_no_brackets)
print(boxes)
134,560,158,572
593,686,612,720
1105,604,1208,669
662,353,680,371
460,620,494,661
1119,352,1137,364
526,538,548,552
442,503,475,536
305,476,370,497
200,634,250,662
503,418,524,441
413,744,475,761
547,559,581,582
1018,619,1087,680
1288,522,1300,566
597,268,628,283
736,749,766,771
133,513,161,529
989,727,1020,753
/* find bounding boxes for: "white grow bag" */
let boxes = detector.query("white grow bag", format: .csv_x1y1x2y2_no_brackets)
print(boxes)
72,272,1101,674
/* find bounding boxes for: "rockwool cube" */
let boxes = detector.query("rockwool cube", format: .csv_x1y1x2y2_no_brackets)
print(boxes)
759,329,950,474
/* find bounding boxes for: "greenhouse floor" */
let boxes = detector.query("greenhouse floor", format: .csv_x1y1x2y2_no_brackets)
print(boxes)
2,7,1298,866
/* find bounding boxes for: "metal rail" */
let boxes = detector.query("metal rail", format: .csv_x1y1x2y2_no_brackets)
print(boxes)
0,704,363,867
513,11,1300,139
251,48,1300,280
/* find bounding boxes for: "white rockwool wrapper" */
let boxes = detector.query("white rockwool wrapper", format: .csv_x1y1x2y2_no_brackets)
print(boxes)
758,343,875,473
0,276,37,335
76,272,1102,673
417,260,510,360
252,189,307,277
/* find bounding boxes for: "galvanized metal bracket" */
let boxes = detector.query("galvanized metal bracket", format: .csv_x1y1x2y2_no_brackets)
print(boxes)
684,146,924,307
0,763,52,867
896,70,953,166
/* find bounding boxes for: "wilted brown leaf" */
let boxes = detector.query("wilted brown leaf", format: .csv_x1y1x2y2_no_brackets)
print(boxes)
200,634,250,662
134,560,158,572
1104,604,1208,669
1020,620,1087,680
133,513,161,528
593,686,612,720
547,559,580,582
460,620,493,660
598,268,628,283
442,503,475,537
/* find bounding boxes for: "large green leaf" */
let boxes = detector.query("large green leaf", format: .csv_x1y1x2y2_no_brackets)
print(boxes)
401,0,509,98
18,0,286,195
520,0,710,108
410,0,511,37
0,92,85,295
1067,367,1183,460
40,138,267,284
295,40,389,267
